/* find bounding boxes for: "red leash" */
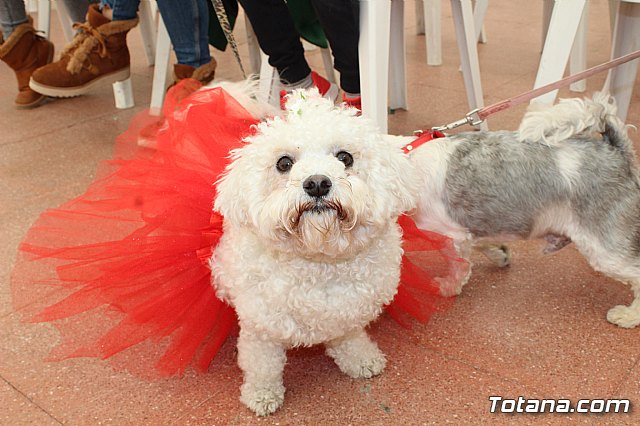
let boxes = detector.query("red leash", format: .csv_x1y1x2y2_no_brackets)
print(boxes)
431,49,640,132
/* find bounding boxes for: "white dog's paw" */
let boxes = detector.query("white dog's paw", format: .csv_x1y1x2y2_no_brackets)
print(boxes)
240,383,285,416
607,305,640,328
333,348,387,379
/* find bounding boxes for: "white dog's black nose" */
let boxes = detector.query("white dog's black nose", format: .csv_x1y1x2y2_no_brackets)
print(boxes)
303,175,332,197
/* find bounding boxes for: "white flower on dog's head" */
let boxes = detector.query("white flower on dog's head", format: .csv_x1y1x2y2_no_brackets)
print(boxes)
215,90,419,260
281,88,348,118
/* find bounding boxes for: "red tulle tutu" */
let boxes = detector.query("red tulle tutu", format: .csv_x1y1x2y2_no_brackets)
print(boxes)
11,80,466,378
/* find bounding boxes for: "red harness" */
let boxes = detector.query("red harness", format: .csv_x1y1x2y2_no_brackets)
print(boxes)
401,129,446,154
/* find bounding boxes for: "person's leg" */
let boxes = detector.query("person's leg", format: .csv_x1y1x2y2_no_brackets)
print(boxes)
60,0,99,24
0,0,28,37
100,0,138,20
239,0,310,85
310,0,360,95
137,0,215,146
156,0,210,68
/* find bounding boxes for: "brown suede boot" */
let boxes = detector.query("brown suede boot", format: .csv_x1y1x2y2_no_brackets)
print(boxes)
0,20,54,108
29,4,138,98
173,58,217,84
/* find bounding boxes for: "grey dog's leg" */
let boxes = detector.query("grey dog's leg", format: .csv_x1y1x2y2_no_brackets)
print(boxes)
572,229,640,328
607,279,640,328
476,244,511,267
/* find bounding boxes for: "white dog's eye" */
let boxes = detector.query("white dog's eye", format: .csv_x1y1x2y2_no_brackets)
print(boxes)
336,151,354,168
276,155,294,173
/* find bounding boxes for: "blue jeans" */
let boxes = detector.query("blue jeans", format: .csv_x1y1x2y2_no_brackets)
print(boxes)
101,0,211,68
0,0,95,37
100,0,138,21
0,0,210,68
64,0,99,23
0,0,28,37
156,0,211,68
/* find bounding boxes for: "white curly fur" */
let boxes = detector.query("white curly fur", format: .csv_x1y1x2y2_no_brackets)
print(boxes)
205,79,280,120
210,88,419,416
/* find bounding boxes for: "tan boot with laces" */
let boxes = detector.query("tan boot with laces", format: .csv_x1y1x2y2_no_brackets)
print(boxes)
29,4,138,98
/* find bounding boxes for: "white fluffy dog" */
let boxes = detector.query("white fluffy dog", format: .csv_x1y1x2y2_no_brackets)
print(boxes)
211,89,418,415
408,93,640,328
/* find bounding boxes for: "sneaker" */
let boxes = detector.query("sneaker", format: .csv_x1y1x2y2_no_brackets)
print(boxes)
342,93,361,113
280,71,339,109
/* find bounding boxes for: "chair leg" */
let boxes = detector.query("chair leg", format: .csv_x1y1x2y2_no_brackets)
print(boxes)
258,52,281,107
138,0,157,66
604,1,640,122
450,0,487,130
472,0,488,43
321,48,337,84
423,0,442,66
389,0,407,110
55,0,75,43
415,0,426,34
569,1,589,93
149,14,172,115
113,78,135,109
245,14,262,75
531,0,586,105
36,0,51,39
359,0,391,133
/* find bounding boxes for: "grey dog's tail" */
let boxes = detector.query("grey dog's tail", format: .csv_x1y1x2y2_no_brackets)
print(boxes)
518,92,629,147
519,92,638,183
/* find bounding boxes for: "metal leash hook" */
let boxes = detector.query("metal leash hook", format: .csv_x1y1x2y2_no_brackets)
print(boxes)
431,108,483,132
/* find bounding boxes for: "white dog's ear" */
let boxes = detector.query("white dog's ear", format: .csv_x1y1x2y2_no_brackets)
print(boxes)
214,150,251,226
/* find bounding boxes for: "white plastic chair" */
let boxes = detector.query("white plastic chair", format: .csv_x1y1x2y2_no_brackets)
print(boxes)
534,0,639,117
530,0,588,105
359,0,392,133
149,13,171,115
358,0,489,133
415,0,488,67
408,0,591,131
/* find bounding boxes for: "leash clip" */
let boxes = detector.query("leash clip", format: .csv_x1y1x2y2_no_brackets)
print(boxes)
432,108,483,132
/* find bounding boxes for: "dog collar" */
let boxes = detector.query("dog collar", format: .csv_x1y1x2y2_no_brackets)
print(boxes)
402,129,446,154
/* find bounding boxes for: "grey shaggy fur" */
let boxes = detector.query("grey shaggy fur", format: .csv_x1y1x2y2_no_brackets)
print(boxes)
411,94,640,328
444,130,640,250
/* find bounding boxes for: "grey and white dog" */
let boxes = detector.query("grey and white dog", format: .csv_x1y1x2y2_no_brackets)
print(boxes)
407,93,640,328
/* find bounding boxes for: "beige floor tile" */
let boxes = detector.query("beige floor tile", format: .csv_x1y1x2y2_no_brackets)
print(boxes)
418,242,640,398
0,380,60,426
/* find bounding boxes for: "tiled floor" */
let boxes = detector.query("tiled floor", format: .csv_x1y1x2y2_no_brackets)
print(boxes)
2,0,640,425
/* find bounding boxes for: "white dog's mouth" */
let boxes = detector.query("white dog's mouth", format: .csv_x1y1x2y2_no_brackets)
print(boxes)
277,198,361,259
292,199,348,228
